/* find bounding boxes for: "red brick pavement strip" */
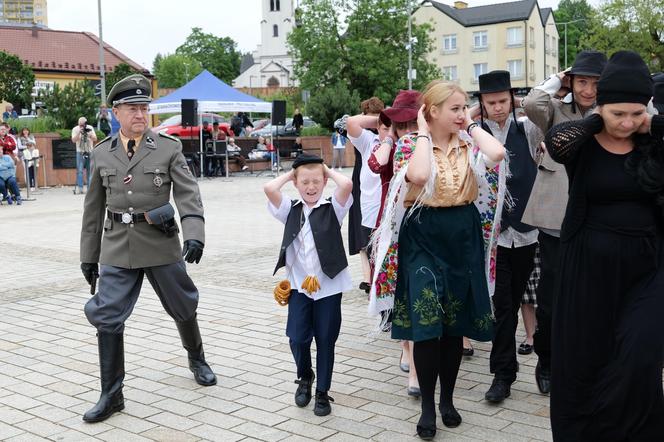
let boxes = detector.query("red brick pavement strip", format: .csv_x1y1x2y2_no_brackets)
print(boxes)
0,180,552,441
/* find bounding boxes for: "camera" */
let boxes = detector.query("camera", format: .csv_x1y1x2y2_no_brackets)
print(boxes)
84,127,92,132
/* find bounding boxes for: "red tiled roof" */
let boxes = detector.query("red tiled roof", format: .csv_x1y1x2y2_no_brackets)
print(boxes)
0,25,150,76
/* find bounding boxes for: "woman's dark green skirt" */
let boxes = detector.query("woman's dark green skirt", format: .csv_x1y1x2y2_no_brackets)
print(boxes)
391,204,494,342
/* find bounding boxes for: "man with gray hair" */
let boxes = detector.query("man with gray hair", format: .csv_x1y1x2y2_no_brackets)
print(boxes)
79,74,216,423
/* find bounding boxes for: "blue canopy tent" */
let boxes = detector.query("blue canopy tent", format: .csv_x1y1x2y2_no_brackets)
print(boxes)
149,70,271,177
149,69,272,113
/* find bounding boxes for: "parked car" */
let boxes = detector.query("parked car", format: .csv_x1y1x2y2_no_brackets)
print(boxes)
154,113,231,138
250,118,270,132
250,117,318,137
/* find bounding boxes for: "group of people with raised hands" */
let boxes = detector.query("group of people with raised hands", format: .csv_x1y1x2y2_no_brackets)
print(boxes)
264,49,664,441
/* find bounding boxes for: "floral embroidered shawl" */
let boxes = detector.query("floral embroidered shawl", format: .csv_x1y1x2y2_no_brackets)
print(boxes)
368,131,507,319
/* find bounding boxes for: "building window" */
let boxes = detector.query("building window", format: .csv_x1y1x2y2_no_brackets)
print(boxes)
529,59,535,80
507,59,523,79
529,26,535,48
443,66,458,81
546,64,550,76
473,31,488,50
473,63,488,82
270,0,280,11
267,76,280,87
273,25,279,37
442,34,457,52
506,27,523,47
551,37,557,56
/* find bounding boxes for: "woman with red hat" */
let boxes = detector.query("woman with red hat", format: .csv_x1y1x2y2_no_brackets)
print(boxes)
371,80,506,439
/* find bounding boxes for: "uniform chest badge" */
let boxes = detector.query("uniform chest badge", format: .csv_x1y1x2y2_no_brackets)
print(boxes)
153,175,163,187
146,137,154,146
123,174,133,184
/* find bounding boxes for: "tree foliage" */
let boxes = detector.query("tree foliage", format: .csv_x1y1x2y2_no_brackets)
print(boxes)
288,0,440,105
176,27,241,84
38,81,98,129
106,63,141,92
580,0,664,71
552,0,595,68
306,82,360,130
152,53,203,88
0,50,35,108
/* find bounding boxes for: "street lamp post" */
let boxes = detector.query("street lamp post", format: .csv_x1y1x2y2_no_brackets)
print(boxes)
556,19,585,68
407,0,412,89
97,0,106,105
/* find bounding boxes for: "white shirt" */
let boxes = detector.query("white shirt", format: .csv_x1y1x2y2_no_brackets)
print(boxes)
348,129,382,229
484,118,541,248
269,192,354,301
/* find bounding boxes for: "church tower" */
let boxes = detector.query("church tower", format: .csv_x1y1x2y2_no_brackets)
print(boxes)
233,0,298,89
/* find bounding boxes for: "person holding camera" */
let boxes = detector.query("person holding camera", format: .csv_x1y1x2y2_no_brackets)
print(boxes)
72,116,97,194
79,74,216,423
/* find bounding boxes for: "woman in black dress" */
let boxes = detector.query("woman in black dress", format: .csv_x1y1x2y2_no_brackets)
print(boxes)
546,51,664,441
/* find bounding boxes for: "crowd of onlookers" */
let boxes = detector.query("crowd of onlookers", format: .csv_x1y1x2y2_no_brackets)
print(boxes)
0,120,41,205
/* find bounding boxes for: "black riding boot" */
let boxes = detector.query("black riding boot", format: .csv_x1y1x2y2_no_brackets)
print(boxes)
83,332,125,423
176,315,217,386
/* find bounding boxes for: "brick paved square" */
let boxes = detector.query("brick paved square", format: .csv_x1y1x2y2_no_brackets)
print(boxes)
0,179,556,440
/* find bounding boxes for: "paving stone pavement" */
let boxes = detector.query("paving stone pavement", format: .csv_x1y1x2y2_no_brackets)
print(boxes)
0,174,552,441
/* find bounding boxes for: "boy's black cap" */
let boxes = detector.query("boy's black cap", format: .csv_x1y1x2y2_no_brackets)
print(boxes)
293,153,324,169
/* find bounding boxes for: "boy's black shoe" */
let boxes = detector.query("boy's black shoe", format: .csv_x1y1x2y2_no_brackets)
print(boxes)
313,390,334,416
294,370,315,407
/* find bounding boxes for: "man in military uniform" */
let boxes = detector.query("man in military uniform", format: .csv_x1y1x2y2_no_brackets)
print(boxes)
79,74,216,423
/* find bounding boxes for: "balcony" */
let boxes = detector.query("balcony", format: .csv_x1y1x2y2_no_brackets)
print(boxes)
471,44,489,52
506,42,524,49
470,77,480,84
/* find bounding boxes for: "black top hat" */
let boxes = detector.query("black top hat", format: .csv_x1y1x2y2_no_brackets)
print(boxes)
293,153,324,169
569,50,607,77
653,72,664,113
476,70,514,96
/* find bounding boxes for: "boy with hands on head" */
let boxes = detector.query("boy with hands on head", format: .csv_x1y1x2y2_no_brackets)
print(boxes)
264,154,353,416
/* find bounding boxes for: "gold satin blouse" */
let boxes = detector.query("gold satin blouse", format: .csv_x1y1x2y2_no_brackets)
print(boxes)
404,142,478,208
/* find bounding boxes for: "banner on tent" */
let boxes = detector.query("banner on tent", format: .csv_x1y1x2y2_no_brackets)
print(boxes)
149,100,272,114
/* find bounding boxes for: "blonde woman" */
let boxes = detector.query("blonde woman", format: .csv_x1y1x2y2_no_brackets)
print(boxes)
372,81,505,439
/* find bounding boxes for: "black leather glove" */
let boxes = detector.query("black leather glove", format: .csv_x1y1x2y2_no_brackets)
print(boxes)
182,239,204,264
81,262,99,285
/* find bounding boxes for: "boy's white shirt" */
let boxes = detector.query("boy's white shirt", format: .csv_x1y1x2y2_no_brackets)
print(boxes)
269,191,353,300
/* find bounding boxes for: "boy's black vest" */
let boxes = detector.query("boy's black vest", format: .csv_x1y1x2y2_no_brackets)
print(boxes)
483,120,537,233
274,198,348,278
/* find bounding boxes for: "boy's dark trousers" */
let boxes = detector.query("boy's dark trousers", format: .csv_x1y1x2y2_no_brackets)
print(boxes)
286,290,342,392
490,243,537,382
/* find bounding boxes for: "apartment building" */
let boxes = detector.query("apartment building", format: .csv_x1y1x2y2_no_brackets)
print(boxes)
0,0,47,26
414,0,559,94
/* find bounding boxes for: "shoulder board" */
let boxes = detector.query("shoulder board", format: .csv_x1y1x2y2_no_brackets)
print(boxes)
158,132,179,142
93,136,111,149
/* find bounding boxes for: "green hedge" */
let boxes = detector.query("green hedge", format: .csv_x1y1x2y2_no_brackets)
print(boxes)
301,126,331,137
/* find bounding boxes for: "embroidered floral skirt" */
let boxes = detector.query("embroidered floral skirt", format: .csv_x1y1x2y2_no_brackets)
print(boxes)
391,204,494,342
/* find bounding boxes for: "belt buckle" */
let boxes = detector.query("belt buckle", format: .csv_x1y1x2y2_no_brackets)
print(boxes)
121,212,133,224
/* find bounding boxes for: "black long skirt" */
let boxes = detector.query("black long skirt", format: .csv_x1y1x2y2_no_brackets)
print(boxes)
551,226,664,441
348,146,369,255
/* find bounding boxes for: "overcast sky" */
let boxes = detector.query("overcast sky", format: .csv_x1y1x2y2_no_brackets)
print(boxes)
49,0,568,71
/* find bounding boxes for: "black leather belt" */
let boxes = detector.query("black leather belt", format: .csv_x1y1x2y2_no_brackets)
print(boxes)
107,210,147,224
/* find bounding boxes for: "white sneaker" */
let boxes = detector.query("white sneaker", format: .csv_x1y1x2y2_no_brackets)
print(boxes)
242,165,249,171
30,187,35,192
